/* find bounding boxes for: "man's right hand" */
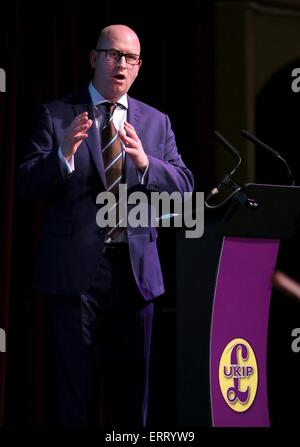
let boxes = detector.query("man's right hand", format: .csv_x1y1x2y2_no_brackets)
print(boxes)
61,112,93,161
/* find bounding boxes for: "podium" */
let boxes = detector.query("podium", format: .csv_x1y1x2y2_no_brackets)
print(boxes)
176,184,300,427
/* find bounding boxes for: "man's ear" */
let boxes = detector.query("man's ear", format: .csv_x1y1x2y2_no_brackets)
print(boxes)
135,59,142,76
90,50,97,69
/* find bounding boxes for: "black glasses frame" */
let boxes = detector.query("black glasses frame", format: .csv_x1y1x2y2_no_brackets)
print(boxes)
95,48,141,65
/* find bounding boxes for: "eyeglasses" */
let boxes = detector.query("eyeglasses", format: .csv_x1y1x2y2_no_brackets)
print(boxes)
95,48,141,65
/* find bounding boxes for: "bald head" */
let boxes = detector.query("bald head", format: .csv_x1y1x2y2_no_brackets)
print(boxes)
90,24,142,102
96,25,141,54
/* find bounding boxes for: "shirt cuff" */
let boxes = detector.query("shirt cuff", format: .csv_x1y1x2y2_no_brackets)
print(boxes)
58,146,75,176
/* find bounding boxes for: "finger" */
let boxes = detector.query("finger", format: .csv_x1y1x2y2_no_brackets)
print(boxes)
72,133,88,143
123,123,137,139
118,128,126,138
72,124,90,133
122,136,137,148
124,121,134,129
74,113,89,125
72,119,93,133
118,128,136,145
70,132,88,142
75,116,90,126
124,147,139,155
118,129,129,144
75,112,88,119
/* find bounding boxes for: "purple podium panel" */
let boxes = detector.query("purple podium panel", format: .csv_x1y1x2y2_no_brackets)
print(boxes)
210,237,279,427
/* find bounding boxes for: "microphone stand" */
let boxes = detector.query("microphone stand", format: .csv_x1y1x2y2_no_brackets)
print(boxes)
205,131,242,208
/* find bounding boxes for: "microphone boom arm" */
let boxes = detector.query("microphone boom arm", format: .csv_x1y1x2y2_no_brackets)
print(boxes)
214,130,242,179
205,131,242,203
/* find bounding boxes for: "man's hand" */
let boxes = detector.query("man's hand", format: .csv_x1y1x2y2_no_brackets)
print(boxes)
62,112,93,161
118,122,148,171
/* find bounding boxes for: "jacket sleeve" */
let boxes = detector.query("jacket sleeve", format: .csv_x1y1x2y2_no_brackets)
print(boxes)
144,114,194,195
18,104,67,200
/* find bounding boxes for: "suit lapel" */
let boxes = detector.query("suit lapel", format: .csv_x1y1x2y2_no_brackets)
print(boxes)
73,89,107,189
126,97,144,190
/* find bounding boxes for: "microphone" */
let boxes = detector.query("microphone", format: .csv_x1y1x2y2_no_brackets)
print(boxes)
205,131,242,202
214,130,241,159
241,129,295,186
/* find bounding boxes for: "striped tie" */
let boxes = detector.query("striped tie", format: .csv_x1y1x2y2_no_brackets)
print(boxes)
101,102,124,242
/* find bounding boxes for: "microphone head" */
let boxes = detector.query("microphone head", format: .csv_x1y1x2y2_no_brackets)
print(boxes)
241,129,295,186
241,129,279,157
214,130,240,158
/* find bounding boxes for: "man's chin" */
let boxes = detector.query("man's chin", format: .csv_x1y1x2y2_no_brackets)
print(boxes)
110,86,127,100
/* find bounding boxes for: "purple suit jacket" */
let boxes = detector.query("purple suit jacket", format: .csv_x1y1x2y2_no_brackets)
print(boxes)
18,88,194,300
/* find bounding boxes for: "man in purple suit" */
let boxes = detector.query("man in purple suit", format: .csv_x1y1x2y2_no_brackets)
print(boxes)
18,24,193,427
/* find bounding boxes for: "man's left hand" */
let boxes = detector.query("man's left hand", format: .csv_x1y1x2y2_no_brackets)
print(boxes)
118,122,148,172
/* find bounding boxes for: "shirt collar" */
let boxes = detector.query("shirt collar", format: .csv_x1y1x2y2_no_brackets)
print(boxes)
88,81,128,109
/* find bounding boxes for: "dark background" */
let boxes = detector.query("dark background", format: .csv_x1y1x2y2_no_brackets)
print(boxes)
0,0,300,428
0,0,213,427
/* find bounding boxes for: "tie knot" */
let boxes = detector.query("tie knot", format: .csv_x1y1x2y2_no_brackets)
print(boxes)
104,102,116,115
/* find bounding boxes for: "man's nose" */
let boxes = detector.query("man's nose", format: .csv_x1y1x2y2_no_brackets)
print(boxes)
117,55,127,68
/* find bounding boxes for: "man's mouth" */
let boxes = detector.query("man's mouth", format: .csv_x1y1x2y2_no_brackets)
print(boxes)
113,74,126,81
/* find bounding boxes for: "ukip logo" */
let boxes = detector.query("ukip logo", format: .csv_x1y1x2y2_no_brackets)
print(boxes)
218,338,258,412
